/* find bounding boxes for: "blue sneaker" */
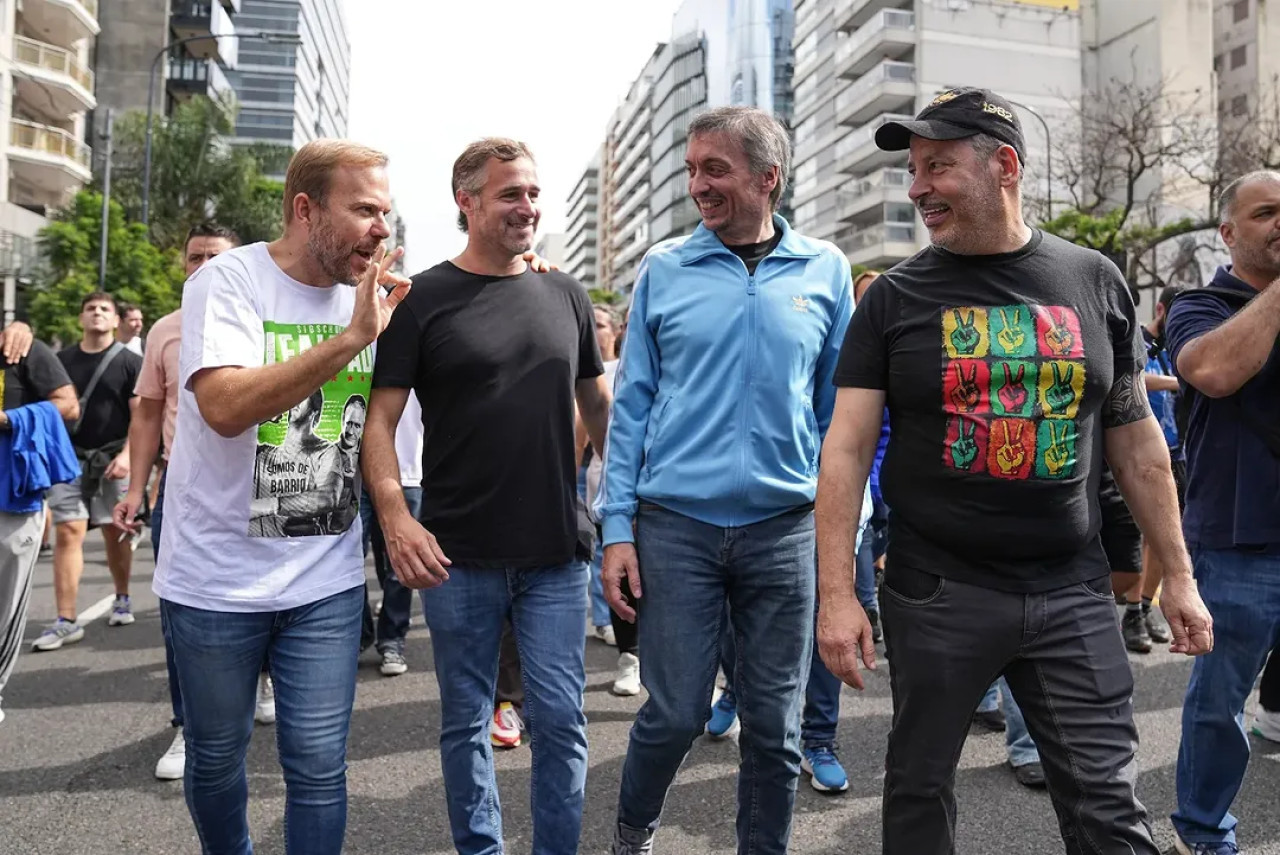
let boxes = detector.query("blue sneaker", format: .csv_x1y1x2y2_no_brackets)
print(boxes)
706,690,740,739
802,744,850,793
1174,838,1238,855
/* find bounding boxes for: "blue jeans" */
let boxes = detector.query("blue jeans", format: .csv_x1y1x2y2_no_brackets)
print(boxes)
588,536,611,628
359,487,421,653
152,475,185,729
854,517,879,613
978,677,1040,767
619,503,815,855
420,561,589,855
1173,548,1280,847
162,585,363,855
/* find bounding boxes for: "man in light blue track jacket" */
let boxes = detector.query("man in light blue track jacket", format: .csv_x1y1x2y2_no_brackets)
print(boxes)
597,106,855,855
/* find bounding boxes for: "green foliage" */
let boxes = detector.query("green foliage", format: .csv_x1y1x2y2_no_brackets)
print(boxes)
1040,207,1210,284
103,97,291,251
588,288,625,306
28,192,179,344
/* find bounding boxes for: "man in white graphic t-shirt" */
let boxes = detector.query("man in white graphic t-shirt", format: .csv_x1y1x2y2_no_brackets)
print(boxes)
150,139,410,855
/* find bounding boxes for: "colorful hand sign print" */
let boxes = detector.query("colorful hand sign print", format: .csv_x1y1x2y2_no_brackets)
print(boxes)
942,305,1085,480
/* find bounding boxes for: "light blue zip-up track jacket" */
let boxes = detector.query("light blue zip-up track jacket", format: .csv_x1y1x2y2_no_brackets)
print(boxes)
597,215,854,546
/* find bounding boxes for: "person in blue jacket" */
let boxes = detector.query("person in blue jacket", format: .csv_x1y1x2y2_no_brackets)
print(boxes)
0,328,79,725
597,106,855,855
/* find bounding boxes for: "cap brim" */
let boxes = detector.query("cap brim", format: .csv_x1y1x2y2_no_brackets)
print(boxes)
874,119,979,152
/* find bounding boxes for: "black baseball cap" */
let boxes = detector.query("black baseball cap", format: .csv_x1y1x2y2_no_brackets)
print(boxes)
874,87,1025,164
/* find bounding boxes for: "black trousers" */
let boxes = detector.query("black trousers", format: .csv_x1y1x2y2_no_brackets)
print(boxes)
1260,646,1280,713
880,564,1160,855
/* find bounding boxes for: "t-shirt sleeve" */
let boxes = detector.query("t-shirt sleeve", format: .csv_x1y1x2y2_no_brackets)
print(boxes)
574,282,604,380
134,319,170,400
179,259,265,390
122,351,143,400
833,274,893,389
1165,291,1234,368
371,291,420,389
20,340,72,400
1100,256,1145,377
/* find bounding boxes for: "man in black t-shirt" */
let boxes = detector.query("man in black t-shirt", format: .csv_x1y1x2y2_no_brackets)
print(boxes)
363,138,610,854
0,331,78,722
813,88,1212,855
34,292,142,652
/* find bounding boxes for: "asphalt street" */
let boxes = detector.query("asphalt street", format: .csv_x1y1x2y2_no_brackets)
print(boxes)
2,536,1278,855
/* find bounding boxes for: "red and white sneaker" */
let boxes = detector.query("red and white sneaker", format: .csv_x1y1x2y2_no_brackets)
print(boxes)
491,702,523,749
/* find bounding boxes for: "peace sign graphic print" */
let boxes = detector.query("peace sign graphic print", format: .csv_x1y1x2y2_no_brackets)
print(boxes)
941,304,1085,481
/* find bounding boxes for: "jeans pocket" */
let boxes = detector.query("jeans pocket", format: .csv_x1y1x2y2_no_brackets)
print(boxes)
1077,574,1116,602
882,564,946,605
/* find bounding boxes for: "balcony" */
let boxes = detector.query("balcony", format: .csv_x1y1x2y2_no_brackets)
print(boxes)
836,10,915,80
833,0,905,34
838,221,918,268
167,56,235,111
18,0,99,46
835,112,913,174
170,1,237,62
8,120,92,201
837,169,912,224
835,60,916,128
12,37,96,119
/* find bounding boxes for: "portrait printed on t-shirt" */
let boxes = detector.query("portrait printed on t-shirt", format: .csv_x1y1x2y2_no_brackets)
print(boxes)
248,322,372,537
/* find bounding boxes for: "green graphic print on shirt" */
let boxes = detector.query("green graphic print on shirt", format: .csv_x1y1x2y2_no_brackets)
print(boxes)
249,322,373,537
941,305,1085,481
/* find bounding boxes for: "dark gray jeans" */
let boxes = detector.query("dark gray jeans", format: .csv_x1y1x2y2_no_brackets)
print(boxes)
880,563,1160,855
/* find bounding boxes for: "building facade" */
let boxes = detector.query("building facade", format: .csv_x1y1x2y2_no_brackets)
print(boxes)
1215,0,1280,133
564,149,601,289
2,0,99,324
791,0,1081,271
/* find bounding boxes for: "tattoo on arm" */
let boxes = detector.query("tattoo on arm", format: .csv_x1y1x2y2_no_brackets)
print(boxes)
1102,369,1152,428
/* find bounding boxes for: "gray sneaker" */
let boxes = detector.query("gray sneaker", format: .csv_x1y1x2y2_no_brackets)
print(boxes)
33,619,85,651
613,823,655,855
107,596,135,626
1143,605,1170,644
380,649,408,677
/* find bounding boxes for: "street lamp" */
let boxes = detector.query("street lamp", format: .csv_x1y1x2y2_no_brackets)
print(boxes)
1005,98,1053,218
141,30,303,225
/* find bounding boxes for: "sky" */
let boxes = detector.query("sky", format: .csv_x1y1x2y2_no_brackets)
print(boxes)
345,0,683,273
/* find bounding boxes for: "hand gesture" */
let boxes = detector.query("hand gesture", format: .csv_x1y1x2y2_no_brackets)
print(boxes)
1160,575,1214,656
949,309,980,355
1045,362,1076,415
382,511,451,589
1044,309,1075,356
1,321,33,365
997,363,1027,413
995,307,1024,354
995,421,1025,475
111,488,146,535
347,246,412,347
1043,422,1070,476
817,596,877,690
949,363,980,412
951,419,978,470
603,543,643,623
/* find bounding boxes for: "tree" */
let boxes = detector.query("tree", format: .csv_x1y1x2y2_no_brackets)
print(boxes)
28,191,180,344
104,97,290,250
588,288,625,306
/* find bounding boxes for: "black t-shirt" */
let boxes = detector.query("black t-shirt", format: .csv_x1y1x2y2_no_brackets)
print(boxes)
373,262,604,568
835,230,1145,592
58,343,142,450
726,231,783,275
2,340,72,411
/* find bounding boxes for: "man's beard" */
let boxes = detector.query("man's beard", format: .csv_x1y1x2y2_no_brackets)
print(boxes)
308,216,358,286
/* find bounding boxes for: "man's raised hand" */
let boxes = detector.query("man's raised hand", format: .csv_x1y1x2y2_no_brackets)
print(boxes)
348,246,412,346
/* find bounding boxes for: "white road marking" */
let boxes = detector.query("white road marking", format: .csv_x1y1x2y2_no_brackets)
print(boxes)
76,594,116,625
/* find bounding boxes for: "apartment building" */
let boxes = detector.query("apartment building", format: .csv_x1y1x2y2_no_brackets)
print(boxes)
564,149,601,289
1,0,99,323
791,0,1080,271
1215,0,1280,129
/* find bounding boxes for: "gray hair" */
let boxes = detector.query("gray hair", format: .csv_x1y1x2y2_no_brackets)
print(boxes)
1219,170,1280,224
969,133,1023,185
688,106,791,210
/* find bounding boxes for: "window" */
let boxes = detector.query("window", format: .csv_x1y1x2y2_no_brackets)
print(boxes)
1233,0,1249,23
1231,45,1247,69
1232,95,1249,117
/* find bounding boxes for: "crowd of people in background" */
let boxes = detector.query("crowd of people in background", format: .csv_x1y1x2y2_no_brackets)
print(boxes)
0,84,1276,855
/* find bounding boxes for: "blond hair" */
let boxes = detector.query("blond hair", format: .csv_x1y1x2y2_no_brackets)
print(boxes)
283,139,389,224
451,137,535,232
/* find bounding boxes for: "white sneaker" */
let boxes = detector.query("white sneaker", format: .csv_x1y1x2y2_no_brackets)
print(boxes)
0,707,6,725
591,624,617,647
1252,707,1280,743
255,674,276,725
155,728,186,780
107,596,135,626
612,652,641,697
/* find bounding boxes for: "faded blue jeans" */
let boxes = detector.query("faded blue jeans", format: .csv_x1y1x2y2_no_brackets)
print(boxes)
1173,547,1280,848
162,585,364,855
978,677,1040,767
420,561,589,855
618,503,815,855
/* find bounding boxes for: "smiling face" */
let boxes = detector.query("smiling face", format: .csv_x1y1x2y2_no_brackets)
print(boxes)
459,156,541,257
907,137,1008,254
305,165,393,285
1222,177,1280,282
685,131,777,245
